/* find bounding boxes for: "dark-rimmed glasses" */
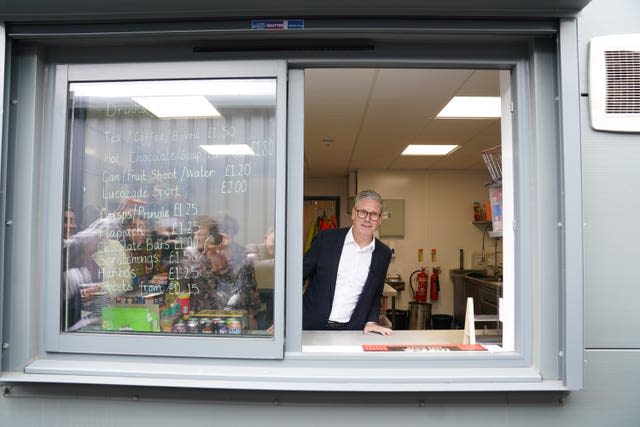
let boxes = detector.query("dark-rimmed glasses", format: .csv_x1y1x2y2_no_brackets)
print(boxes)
354,209,382,221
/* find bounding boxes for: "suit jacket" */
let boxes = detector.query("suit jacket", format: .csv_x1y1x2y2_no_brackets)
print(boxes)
302,227,392,330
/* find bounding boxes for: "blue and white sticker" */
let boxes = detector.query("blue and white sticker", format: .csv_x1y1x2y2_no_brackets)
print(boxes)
251,19,304,30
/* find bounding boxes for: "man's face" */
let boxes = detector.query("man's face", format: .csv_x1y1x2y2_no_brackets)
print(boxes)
205,232,226,257
351,198,383,241
127,219,147,244
63,210,77,239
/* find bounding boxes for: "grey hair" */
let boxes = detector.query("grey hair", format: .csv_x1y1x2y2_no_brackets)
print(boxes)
354,189,384,211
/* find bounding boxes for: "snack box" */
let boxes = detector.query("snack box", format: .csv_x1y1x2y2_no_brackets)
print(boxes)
102,304,160,332
115,291,165,306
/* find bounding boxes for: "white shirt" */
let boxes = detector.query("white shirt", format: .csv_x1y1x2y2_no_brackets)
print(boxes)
328,227,375,323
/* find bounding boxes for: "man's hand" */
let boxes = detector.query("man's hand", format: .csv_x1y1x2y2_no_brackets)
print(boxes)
363,322,393,336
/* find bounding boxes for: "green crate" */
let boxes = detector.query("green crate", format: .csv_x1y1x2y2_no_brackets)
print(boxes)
101,304,160,332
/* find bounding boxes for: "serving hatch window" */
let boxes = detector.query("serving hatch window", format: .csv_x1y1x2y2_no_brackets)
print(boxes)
5,27,580,389
61,78,278,340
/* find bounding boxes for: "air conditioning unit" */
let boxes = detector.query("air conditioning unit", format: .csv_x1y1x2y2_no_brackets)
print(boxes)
589,34,640,132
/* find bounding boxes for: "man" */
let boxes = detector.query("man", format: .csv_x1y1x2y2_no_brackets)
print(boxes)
247,226,275,330
303,189,393,335
62,209,83,328
63,209,78,240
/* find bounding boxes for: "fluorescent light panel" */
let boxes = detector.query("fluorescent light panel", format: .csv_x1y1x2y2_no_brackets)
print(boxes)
70,79,276,98
132,95,221,119
199,145,255,156
436,96,501,118
402,144,459,156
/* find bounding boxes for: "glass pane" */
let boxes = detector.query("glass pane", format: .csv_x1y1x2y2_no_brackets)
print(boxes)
301,68,509,351
62,78,276,338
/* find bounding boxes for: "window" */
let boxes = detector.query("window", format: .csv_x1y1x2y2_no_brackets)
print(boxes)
46,61,287,359
300,68,512,353
3,20,582,390
279,32,583,390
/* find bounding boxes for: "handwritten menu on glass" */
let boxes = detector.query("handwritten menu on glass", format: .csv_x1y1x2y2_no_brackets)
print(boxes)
63,78,277,332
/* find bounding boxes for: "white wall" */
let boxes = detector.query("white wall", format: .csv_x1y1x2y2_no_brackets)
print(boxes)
305,169,494,315
357,169,494,314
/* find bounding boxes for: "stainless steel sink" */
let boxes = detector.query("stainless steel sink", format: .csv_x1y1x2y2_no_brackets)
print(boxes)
465,271,502,286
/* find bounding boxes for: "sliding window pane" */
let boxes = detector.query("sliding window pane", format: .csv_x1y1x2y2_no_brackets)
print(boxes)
62,78,276,338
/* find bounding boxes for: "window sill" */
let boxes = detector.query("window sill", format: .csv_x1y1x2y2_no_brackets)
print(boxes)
5,354,566,392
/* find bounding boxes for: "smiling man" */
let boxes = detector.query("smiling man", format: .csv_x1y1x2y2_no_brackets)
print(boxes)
303,189,393,335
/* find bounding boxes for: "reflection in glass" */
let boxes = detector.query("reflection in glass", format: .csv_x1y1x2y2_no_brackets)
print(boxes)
61,78,276,337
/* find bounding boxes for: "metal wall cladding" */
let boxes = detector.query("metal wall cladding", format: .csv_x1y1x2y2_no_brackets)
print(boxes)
581,97,640,349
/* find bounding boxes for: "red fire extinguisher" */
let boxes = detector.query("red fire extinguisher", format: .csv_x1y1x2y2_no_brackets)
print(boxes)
410,268,429,303
430,266,441,302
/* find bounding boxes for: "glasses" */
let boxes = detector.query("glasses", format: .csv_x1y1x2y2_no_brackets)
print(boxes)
354,209,382,221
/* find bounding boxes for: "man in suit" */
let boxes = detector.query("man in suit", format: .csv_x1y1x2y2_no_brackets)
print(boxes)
303,189,393,335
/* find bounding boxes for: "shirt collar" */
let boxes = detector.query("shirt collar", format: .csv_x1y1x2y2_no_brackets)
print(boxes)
345,227,376,253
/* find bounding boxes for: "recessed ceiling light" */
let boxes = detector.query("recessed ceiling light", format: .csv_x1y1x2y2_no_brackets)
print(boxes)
401,144,460,156
436,96,501,119
70,79,276,98
132,95,221,119
199,144,255,156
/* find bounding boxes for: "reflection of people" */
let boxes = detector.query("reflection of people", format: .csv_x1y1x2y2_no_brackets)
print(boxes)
247,227,274,264
123,216,163,288
62,209,88,328
264,226,275,258
63,209,78,240
183,215,216,272
152,216,183,279
247,227,275,330
214,212,245,272
64,197,144,301
187,218,260,329
251,227,275,286
303,190,393,335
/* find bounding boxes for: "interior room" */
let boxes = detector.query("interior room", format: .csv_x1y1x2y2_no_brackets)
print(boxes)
303,68,505,341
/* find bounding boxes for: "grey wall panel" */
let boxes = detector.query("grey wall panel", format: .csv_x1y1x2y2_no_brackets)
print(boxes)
3,0,640,424
578,0,640,95
582,97,640,349
566,350,640,424
1,350,638,426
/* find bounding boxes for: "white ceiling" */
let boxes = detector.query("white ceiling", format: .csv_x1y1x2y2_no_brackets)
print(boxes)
304,68,502,178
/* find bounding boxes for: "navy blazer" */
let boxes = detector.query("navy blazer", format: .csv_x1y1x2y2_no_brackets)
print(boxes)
302,227,392,330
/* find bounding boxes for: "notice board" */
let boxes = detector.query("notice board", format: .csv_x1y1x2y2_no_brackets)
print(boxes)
378,199,404,238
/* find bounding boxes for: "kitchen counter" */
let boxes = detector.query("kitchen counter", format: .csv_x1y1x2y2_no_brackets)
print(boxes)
302,330,504,353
